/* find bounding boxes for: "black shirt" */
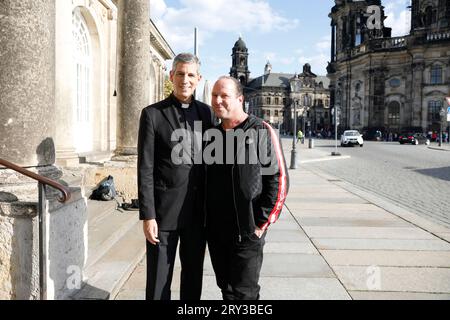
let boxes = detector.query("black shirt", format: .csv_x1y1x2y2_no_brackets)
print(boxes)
171,95,205,229
205,118,249,238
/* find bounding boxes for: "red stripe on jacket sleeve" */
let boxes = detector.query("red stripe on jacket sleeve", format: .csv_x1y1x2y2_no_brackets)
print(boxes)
259,122,288,231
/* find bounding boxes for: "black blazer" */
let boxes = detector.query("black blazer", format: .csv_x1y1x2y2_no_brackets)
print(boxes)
138,94,213,230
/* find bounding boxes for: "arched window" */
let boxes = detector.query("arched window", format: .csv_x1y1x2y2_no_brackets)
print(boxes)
428,100,443,122
266,97,271,105
424,6,435,26
388,101,400,125
72,9,92,152
430,65,443,84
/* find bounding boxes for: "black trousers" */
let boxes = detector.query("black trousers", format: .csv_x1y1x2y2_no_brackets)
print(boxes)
207,232,266,300
146,224,206,300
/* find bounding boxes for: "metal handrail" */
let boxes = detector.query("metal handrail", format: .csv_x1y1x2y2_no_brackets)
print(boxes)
0,157,72,300
0,158,70,203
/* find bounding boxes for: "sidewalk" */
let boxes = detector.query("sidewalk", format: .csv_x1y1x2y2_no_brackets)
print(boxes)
428,142,450,152
115,138,450,300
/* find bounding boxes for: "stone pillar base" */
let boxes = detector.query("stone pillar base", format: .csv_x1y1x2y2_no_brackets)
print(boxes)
56,149,80,168
115,146,137,156
0,166,87,300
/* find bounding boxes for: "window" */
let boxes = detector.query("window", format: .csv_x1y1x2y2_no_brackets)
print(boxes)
389,78,401,87
428,100,443,122
275,97,279,105
73,9,91,123
424,6,436,26
303,94,312,107
275,110,279,117
430,65,443,84
388,101,400,125
266,97,271,105
72,8,93,153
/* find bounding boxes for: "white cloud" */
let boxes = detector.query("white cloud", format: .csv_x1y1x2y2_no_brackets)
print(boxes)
150,0,168,20
151,0,299,51
384,0,411,36
292,35,331,75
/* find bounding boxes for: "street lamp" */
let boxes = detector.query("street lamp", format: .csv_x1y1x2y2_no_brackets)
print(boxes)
303,94,312,143
289,76,300,169
290,99,299,169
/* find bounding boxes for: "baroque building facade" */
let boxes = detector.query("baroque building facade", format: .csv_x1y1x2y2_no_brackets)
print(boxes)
230,38,331,134
327,0,450,135
0,0,173,300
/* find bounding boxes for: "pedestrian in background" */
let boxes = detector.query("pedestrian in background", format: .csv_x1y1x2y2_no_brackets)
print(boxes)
297,129,304,144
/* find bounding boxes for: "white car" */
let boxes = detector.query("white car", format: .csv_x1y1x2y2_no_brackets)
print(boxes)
341,130,364,147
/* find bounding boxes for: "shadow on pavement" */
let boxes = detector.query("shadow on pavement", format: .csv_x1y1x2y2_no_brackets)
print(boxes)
414,167,450,182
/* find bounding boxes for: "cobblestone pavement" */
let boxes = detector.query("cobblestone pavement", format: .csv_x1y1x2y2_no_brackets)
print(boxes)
281,137,450,228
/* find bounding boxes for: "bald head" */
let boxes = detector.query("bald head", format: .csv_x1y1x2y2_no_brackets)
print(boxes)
211,76,246,124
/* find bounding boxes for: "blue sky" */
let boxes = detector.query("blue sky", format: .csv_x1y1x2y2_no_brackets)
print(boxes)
151,0,412,92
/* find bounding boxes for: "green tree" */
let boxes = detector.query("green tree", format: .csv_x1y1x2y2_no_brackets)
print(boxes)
164,75,173,98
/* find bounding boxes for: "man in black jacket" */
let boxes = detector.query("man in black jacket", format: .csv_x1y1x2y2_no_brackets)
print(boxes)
138,53,213,300
205,76,289,300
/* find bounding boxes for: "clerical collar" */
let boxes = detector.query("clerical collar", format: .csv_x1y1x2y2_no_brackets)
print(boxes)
170,93,194,109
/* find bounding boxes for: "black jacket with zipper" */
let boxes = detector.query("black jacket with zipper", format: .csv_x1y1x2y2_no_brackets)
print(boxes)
205,115,289,241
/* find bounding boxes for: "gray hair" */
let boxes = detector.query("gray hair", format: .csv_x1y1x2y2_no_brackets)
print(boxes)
217,76,244,97
172,53,201,74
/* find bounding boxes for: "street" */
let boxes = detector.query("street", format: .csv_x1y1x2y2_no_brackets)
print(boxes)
285,138,450,228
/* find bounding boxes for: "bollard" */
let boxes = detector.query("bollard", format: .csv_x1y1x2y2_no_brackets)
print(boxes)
308,138,314,149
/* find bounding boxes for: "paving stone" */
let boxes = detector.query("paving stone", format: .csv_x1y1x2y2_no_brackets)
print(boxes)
333,266,450,293
313,238,450,251
263,242,319,254
260,253,334,278
349,291,450,300
265,229,310,243
115,289,145,300
297,217,410,228
305,226,436,239
259,278,351,300
321,250,450,267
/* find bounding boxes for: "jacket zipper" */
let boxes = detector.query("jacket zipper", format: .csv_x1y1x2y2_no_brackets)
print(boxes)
203,165,208,228
231,164,242,243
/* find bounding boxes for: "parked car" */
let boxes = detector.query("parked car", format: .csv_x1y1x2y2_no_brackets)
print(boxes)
398,133,430,145
341,130,364,147
364,130,383,141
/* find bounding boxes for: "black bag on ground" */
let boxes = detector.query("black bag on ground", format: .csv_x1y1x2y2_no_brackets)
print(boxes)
90,175,117,201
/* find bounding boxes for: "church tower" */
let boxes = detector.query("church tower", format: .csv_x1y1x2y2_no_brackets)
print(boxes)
411,0,450,32
329,0,391,62
230,37,250,86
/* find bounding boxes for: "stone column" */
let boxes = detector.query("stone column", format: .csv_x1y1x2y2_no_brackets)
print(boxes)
331,23,336,62
0,0,56,167
116,0,151,155
54,0,78,167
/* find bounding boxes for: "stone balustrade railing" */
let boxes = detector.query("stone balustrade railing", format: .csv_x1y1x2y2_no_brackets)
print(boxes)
427,29,450,42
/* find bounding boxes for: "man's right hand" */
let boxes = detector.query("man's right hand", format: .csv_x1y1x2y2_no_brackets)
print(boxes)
143,219,160,245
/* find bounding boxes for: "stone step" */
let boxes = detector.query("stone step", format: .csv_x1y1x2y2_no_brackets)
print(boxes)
78,151,113,164
73,220,145,300
87,199,119,227
86,202,139,270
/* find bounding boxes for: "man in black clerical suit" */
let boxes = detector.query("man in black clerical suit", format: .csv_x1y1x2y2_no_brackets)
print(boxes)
138,53,213,300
